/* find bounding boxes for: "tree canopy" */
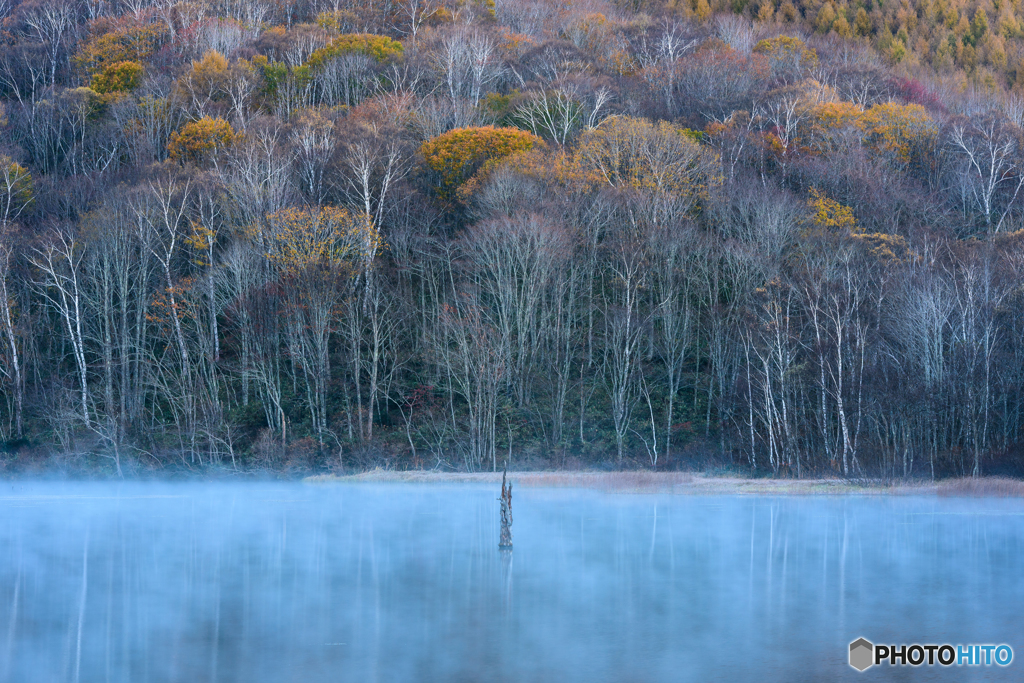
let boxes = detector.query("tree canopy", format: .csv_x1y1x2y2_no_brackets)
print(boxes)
0,0,1023,478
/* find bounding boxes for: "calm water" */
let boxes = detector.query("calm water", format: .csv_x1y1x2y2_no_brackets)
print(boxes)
0,482,1021,682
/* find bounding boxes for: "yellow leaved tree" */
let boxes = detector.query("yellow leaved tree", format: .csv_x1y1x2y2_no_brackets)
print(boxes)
74,21,168,76
261,205,378,276
0,156,33,225
254,205,380,448
304,33,404,67
753,36,819,82
167,117,235,165
806,101,864,153
808,188,908,261
420,126,543,203
177,51,231,115
857,102,937,166
571,116,720,203
91,60,144,95
808,187,857,233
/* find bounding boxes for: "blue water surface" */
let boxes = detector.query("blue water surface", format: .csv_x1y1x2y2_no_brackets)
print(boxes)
0,481,1020,682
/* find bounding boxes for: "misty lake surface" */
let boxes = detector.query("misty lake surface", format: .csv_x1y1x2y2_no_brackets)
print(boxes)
0,482,1021,682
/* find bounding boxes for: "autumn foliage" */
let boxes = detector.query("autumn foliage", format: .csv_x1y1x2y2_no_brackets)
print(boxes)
167,117,236,163
571,117,720,200
3,0,1024,478
261,206,378,275
858,103,938,166
91,61,144,94
74,20,168,75
421,126,542,202
808,188,857,234
305,33,404,68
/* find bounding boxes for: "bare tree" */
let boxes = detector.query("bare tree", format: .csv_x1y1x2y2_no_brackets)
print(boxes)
313,53,374,108
636,22,697,114
0,233,23,436
399,0,441,41
462,213,570,408
222,122,294,226
31,228,91,428
947,113,1024,232
292,111,335,206
22,0,78,87
601,225,648,463
646,218,702,462
436,29,504,109
434,292,504,471
512,81,611,145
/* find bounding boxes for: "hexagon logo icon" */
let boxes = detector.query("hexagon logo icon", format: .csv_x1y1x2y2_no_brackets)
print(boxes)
849,638,874,671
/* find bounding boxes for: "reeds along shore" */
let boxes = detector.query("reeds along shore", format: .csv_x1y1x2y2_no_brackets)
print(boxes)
307,471,1024,496
936,477,1024,497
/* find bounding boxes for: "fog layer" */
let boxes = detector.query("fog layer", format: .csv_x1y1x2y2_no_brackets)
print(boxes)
1,483,1021,682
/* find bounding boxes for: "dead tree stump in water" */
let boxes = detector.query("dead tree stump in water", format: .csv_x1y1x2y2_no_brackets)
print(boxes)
499,466,513,549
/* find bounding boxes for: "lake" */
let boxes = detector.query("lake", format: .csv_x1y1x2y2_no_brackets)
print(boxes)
0,481,1020,682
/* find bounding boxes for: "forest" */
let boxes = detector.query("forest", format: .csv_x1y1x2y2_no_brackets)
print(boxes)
0,0,1022,478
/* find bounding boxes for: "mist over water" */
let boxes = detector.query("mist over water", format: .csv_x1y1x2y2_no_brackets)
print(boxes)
0,482,1021,682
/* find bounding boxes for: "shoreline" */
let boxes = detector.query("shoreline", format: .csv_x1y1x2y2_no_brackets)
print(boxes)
306,470,1024,496
305,470,942,495
1,469,1018,497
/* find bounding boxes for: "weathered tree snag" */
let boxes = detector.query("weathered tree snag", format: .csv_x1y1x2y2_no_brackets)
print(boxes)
499,465,513,549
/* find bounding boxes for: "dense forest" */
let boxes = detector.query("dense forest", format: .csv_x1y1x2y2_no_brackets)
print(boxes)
0,0,1022,477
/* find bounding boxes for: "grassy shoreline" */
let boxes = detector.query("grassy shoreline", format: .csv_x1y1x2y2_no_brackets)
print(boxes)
305,470,1024,496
